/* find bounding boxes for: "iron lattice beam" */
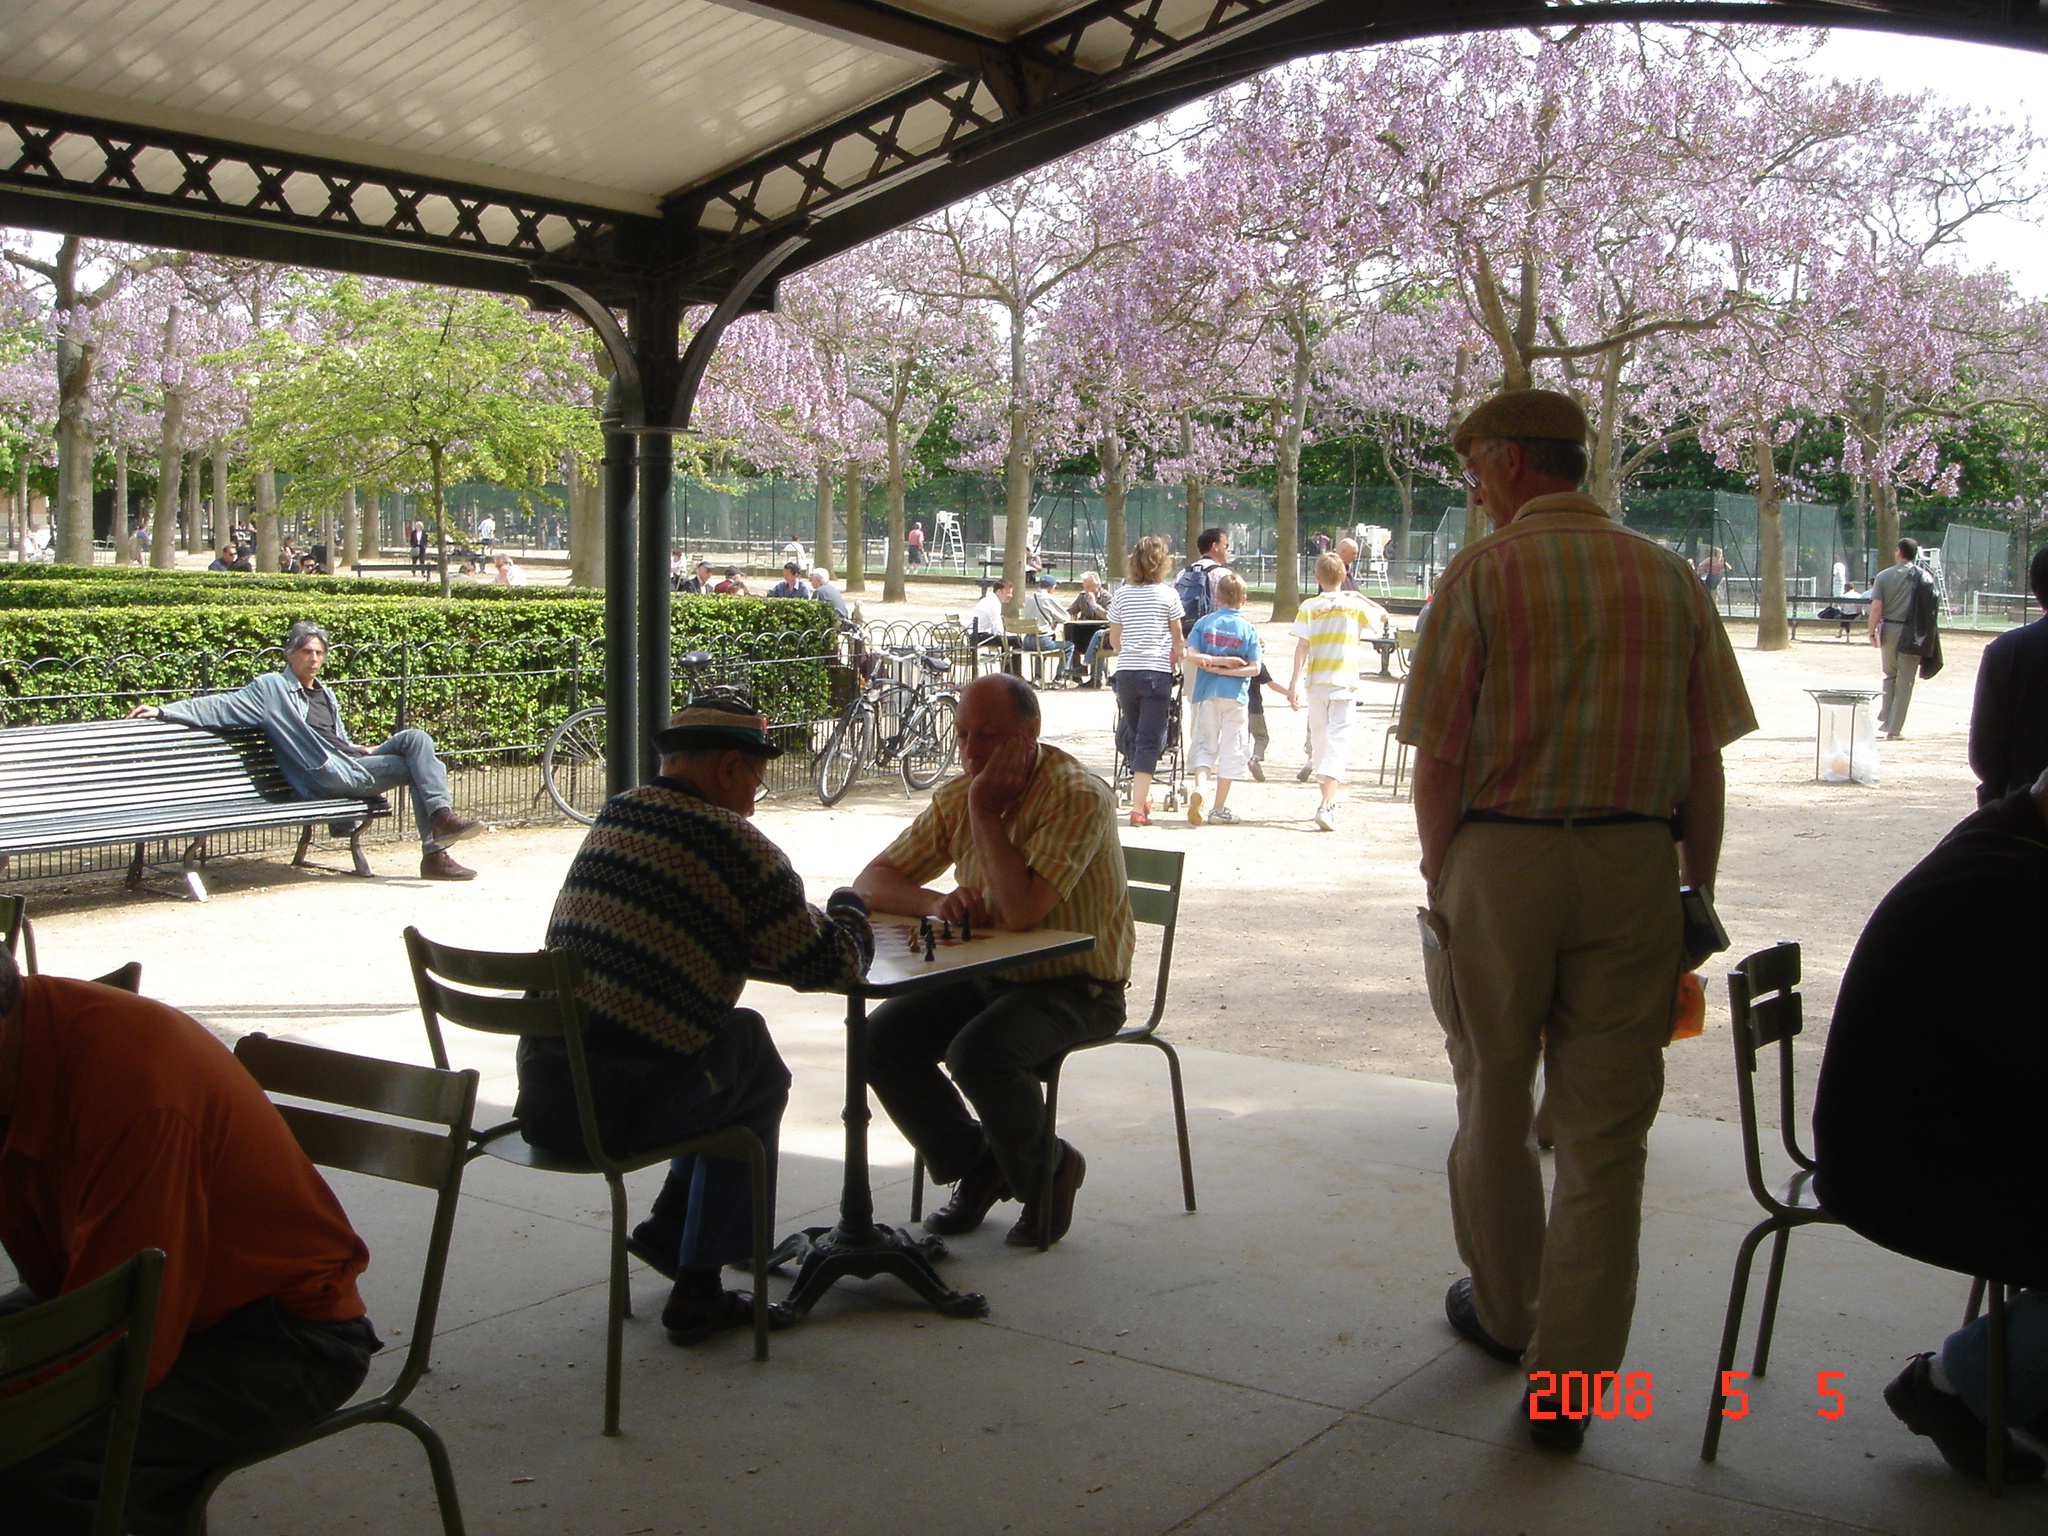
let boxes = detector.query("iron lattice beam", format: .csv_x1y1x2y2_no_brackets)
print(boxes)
703,0,1011,68
670,0,2048,294
0,100,663,302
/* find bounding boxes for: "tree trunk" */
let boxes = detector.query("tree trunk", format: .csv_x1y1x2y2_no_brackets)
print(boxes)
1002,318,1031,625
1101,435,1127,580
50,239,97,566
1755,435,1789,651
358,484,380,561
149,305,187,569
1184,474,1205,570
1587,346,1623,509
1394,475,1415,595
183,451,202,553
844,465,866,593
1270,331,1313,623
567,456,602,587
341,487,359,574
883,421,907,604
114,446,136,564
254,468,280,573
814,465,835,580
319,503,337,573
1873,479,1900,566
1850,476,1869,586
212,451,232,552
430,443,452,598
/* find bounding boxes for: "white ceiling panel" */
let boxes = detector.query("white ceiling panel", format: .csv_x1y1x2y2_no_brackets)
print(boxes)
0,0,1093,211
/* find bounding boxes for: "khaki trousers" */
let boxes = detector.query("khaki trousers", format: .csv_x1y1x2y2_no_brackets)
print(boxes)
1423,819,1681,1376
1878,623,1918,736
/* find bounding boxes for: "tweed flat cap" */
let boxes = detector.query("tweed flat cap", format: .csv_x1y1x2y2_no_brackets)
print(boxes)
1452,388,1590,454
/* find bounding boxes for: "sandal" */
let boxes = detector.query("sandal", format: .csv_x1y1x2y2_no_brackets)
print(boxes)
662,1286,759,1346
1128,808,1151,827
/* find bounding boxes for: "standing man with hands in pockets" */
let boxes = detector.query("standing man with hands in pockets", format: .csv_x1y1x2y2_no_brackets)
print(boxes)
1398,389,1756,1453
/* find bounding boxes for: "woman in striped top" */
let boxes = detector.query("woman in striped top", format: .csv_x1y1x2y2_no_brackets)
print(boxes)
1106,535,1185,826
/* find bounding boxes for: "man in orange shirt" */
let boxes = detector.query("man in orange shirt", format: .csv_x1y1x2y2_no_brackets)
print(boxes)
0,947,379,1534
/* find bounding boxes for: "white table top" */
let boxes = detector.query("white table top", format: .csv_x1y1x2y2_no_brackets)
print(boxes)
753,915,1095,1000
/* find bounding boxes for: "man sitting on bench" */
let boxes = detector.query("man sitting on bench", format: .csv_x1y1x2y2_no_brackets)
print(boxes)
129,621,485,882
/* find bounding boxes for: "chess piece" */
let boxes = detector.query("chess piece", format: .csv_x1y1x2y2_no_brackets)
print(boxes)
960,913,972,943
941,920,952,942
924,927,938,962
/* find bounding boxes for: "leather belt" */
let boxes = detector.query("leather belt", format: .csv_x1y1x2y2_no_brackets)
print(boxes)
1463,809,1676,833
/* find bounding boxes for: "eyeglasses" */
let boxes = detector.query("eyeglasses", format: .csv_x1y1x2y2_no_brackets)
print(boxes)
1460,467,1480,489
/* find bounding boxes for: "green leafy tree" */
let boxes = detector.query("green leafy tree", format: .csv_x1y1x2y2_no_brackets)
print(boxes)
235,276,599,595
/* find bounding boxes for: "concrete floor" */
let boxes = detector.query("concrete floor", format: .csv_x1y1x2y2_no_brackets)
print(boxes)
13,827,2039,1535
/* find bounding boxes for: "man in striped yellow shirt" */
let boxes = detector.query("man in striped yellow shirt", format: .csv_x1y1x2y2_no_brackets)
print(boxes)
1399,389,1756,1453
855,674,1133,1247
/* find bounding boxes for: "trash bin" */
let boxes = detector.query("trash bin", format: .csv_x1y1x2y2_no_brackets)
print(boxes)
1807,688,1881,785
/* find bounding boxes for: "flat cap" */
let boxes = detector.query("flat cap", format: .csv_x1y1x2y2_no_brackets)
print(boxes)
1452,388,1590,455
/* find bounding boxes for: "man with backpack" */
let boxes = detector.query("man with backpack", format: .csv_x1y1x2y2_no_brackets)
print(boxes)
1177,528,1234,728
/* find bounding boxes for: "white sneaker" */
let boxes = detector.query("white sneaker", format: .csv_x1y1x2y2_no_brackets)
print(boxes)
1188,789,1206,827
1313,803,1336,832
1209,806,1240,824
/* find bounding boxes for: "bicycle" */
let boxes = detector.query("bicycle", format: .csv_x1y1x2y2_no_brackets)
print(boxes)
815,646,959,806
541,705,607,824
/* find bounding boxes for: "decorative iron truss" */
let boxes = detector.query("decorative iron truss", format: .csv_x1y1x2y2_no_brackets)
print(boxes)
0,101,663,300
668,0,2048,294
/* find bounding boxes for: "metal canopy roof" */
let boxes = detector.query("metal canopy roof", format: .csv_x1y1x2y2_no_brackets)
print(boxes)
5,1,2045,308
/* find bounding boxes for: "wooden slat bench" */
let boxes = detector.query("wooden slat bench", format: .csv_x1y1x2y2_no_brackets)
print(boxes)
0,718,389,902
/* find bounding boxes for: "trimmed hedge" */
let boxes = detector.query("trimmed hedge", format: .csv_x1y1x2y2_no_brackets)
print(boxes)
0,563,596,607
0,586,839,753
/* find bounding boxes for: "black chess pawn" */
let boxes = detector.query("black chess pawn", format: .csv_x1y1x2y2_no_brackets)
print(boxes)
941,920,952,942
924,927,938,962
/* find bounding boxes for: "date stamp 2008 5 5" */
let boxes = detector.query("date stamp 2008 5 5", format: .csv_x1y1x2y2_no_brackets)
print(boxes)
1527,1371,1851,1420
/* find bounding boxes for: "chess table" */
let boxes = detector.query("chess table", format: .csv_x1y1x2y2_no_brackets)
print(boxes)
750,915,1094,1324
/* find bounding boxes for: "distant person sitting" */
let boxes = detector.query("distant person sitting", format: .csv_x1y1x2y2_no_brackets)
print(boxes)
969,579,1010,642
1015,575,1075,673
678,560,716,595
206,545,249,572
0,945,379,1534
128,620,485,881
491,552,528,586
766,562,812,599
809,567,851,622
1969,543,2048,806
1814,765,2048,1483
715,566,750,596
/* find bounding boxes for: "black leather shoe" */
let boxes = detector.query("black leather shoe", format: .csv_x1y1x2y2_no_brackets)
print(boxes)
924,1155,1011,1236
1885,1352,2046,1483
1527,1390,1588,1454
1444,1277,1525,1364
1005,1140,1086,1247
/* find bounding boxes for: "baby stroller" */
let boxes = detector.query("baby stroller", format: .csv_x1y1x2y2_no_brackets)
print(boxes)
1112,669,1186,813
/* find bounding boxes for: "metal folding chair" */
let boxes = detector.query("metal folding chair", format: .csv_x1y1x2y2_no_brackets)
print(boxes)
407,927,771,1438
179,1033,479,1534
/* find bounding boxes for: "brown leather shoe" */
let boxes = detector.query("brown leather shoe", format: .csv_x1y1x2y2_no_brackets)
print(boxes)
429,807,483,844
420,848,477,881
923,1155,1011,1236
1005,1140,1085,1247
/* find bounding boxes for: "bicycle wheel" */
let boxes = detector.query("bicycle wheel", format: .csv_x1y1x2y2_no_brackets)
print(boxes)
815,703,877,806
900,692,958,791
542,706,608,825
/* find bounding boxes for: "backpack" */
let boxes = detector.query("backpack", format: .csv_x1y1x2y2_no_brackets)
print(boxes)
1176,559,1217,625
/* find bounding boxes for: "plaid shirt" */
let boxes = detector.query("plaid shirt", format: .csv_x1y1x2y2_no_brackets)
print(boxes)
881,743,1132,985
1398,493,1756,818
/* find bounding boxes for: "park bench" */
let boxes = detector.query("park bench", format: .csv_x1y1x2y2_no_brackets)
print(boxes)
1785,593,1873,641
0,717,388,902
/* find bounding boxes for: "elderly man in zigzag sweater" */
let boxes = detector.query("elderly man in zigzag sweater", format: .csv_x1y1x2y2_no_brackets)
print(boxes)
516,689,874,1346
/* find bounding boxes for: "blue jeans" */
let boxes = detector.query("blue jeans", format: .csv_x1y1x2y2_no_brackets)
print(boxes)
1941,1287,2048,1425
1114,668,1174,775
310,728,452,848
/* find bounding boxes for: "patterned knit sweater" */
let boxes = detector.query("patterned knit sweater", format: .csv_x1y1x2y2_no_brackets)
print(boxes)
546,778,864,1057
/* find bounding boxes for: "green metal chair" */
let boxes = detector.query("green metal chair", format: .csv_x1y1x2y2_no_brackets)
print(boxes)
0,1248,164,1536
406,927,771,1439
176,1033,477,1535
1,891,37,972
1699,944,2010,1487
910,844,1196,1249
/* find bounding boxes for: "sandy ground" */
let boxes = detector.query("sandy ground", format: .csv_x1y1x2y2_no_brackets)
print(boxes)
20,569,1997,1131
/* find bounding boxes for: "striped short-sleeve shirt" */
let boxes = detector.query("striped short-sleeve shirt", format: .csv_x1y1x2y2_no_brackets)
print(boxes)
1397,493,1757,818
1107,582,1182,673
1290,590,1390,690
880,743,1133,985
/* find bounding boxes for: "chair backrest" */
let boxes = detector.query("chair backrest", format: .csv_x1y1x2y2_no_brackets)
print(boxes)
1,892,35,974
1725,942,1812,1207
93,961,142,993
0,1248,163,1536
233,1032,477,1407
1121,845,1184,1036
404,926,624,1174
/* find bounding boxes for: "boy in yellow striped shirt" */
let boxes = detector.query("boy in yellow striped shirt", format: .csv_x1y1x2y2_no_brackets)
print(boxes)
1288,552,1391,830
